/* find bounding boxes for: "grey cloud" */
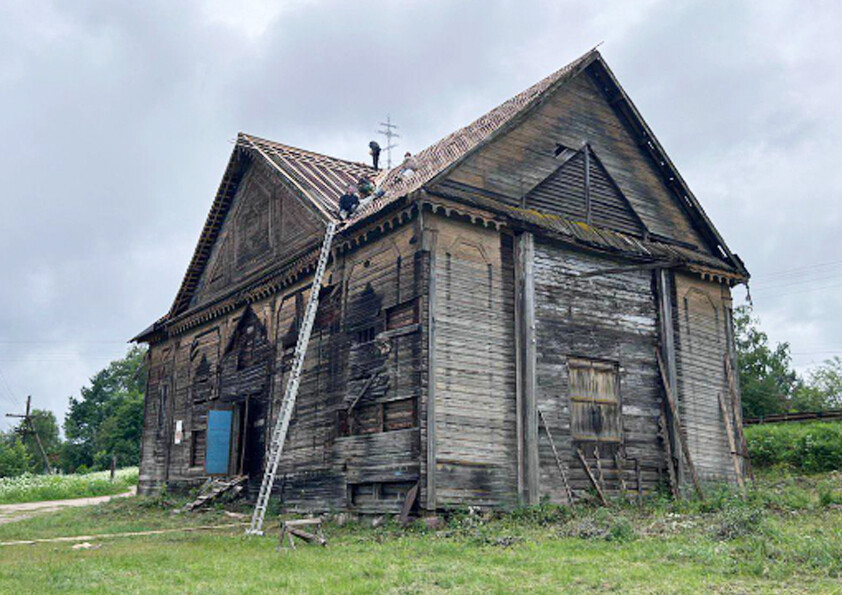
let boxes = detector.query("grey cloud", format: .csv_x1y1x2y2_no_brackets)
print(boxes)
1,0,840,428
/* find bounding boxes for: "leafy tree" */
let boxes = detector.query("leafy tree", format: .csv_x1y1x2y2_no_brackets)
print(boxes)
0,432,30,477
62,346,147,472
733,306,799,418
734,307,842,417
797,356,842,411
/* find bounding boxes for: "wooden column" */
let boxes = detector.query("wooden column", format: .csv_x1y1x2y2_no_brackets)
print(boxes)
421,208,438,511
655,269,682,487
723,291,750,481
516,232,539,504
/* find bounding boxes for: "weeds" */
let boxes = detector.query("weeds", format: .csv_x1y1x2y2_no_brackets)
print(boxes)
0,467,138,504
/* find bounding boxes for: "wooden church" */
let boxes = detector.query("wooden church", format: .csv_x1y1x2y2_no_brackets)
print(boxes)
133,49,750,513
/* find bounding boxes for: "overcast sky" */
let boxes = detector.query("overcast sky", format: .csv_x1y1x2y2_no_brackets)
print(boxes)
1,0,841,430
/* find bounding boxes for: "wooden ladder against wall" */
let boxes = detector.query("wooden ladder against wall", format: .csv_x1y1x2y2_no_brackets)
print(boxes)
246,221,337,535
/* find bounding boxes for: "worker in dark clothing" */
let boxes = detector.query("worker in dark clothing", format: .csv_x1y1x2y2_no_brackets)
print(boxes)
339,184,360,220
369,141,381,170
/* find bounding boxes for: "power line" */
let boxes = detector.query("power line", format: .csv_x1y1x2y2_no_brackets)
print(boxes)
0,367,23,409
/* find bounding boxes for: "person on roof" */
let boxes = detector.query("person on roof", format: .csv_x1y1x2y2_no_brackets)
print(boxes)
338,184,360,221
369,141,381,170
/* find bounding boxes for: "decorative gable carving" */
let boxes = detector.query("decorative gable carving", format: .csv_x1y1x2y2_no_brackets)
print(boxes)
190,160,324,309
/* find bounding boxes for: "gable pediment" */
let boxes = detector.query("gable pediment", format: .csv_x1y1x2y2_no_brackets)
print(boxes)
431,64,713,253
189,158,323,309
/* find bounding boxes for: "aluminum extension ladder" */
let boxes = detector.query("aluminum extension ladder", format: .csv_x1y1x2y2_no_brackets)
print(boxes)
247,221,337,535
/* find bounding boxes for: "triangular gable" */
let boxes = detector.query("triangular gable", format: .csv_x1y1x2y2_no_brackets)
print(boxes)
168,135,376,318
376,49,743,275
524,145,645,236
188,157,325,309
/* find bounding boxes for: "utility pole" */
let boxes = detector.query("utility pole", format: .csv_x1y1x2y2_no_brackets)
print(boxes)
5,395,51,474
377,115,400,170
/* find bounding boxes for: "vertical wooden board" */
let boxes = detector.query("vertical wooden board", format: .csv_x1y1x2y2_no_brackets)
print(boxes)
430,214,518,507
532,240,662,503
674,272,737,484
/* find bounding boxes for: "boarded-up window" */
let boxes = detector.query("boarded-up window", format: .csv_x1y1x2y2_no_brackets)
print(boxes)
569,358,621,443
386,299,419,330
340,398,417,436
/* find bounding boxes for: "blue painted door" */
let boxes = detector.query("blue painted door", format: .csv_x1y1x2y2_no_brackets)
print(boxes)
205,410,232,475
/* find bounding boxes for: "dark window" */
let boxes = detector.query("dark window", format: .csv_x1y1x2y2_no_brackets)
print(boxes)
237,325,256,370
341,397,418,437
157,384,169,438
356,326,376,344
190,429,206,467
568,358,621,443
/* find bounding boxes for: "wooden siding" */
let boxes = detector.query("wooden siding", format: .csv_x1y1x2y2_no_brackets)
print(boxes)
532,240,663,502
429,215,518,508
673,272,738,484
140,218,425,513
437,71,709,250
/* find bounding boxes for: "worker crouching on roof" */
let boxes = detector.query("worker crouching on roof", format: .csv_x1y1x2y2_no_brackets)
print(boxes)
338,184,360,221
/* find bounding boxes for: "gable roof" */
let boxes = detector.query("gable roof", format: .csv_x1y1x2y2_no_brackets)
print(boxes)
364,48,600,219
141,48,746,340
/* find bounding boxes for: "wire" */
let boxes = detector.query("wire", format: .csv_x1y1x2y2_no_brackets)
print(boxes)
0,367,23,409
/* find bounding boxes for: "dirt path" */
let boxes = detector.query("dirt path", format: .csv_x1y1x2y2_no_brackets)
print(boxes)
0,486,136,525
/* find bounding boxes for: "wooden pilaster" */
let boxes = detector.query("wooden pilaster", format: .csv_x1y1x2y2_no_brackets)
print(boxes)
517,232,539,504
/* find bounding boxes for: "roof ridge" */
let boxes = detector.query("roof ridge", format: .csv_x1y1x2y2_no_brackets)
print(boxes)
238,132,376,172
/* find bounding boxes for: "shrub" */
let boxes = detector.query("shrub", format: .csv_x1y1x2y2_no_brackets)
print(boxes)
712,504,766,540
745,421,842,473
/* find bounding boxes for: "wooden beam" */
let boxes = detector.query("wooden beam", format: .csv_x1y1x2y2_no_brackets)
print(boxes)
424,211,438,511
658,408,679,499
655,269,683,483
514,233,525,500
724,352,753,481
583,142,592,226
576,448,608,506
518,232,539,504
538,409,573,503
656,350,704,499
718,392,745,492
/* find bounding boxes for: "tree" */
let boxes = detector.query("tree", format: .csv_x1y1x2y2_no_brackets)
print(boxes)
733,306,799,418
795,356,842,411
0,432,30,477
62,345,147,472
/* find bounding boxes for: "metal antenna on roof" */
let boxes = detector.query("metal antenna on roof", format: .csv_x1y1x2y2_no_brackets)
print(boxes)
377,115,400,169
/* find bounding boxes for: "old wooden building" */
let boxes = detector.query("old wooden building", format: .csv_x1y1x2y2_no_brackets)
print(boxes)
134,50,749,513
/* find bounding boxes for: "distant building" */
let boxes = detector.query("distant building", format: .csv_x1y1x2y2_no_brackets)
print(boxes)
133,50,749,512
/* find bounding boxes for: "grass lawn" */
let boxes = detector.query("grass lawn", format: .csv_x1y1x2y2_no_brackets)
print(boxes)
0,468,138,505
1,472,841,594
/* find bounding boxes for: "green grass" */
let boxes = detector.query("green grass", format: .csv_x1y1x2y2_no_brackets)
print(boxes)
745,420,842,472
1,471,842,594
0,467,138,505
